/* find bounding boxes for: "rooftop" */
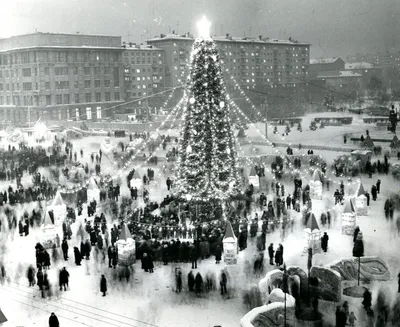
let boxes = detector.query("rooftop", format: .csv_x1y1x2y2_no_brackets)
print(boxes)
317,70,363,78
345,62,379,70
309,57,343,64
147,33,310,46
0,31,120,41
123,44,162,51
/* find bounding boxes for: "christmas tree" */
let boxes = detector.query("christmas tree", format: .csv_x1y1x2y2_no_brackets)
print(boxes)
175,16,240,202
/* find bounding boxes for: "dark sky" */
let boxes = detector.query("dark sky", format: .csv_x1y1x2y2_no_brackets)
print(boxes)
2,0,400,58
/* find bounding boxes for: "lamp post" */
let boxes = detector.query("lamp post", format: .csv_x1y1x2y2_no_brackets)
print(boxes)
263,97,268,138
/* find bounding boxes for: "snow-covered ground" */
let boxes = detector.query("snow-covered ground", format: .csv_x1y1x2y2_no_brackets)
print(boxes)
0,111,399,327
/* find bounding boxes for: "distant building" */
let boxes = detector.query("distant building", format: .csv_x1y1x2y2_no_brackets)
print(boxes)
147,33,311,89
309,57,345,79
0,32,125,124
344,62,383,87
122,43,165,119
347,51,400,69
316,70,363,96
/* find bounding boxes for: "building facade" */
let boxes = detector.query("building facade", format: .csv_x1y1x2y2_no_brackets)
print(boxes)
147,33,310,90
344,62,383,88
346,51,400,69
0,32,125,124
122,44,165,119
316,71,363,96
309,57,345,79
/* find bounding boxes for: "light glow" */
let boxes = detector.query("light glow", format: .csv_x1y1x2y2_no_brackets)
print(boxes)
196,15,211,39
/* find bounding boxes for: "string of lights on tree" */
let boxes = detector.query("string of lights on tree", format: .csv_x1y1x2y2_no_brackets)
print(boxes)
174,16,240,202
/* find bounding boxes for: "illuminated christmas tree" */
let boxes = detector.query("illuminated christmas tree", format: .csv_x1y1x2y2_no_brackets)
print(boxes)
175,16,240,202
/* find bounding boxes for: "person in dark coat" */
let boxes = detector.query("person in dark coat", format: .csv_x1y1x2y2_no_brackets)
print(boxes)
188,271,195,292
268,243,274,265
362,288,372,311
73,247,81,266
220,270,228,295
365,191,370,206
27,265,35,287
195,272,203,295
275,246,283,266
215,245,222,264
24,221,29,236
100,274,107,296
61,239,69,261
175,270,182,293
321,232,329,252
371,185,377,201
398,272,400,293
190,245,198,269
49,312,60,327
111,247,118,269
59,267,69,291
18,220,24,236
36,267,44,290
107,246,114,268
376,179,381,194
162,244,169,265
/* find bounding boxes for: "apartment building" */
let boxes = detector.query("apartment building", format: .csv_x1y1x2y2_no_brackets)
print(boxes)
147,33,310,90
122,44,165,117
0,32,125,124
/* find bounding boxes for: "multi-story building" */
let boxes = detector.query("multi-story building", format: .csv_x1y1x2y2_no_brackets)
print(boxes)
147,33,310,90
122,43,165,119
0,32,125,124
344,62,383,88
315,71,363,96
346,51,400,69
309,57,345,79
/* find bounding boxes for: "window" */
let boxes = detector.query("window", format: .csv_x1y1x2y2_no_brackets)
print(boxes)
46,95,51,105
55,67,68,75
124,68,130,74
45,82,50,90
22,68,31,77
104,67,110,75
64,94,70,104
104,80,110,87
84,80,91,88
75,94,80,104
113,67,120,87
76,108,80,120
96,106,102,119
56,94,62,104
94,67,101,75
85,93,91,103
95,92,101,102
23,82,32,91
95,80,101,88
86,107,92,120
105,92,111,101
74,67,78,75
74,81,79,89
44,67,50,75
115,92,120,100
84,67,91,75
136,69,140,73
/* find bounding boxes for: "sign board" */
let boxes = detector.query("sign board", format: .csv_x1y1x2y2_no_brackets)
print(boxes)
224,248,237,265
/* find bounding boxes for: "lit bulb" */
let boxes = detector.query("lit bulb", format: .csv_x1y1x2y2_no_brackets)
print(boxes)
197,15,211,39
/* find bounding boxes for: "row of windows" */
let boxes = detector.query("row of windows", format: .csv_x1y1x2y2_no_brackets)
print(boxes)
54,92,120,105
0,51,121,65
125,52,162,57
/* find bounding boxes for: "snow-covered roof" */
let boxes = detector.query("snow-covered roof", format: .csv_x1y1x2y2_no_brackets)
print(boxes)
343,198,356,214
119,224,133,241
312,169,322,182
224,222,237,240
361,135,375,148
357,183,365,197
305,213,320,231
390,135,400,148
310,57,343,64
345,62,377,70
52,192,64,206
318,71,363,78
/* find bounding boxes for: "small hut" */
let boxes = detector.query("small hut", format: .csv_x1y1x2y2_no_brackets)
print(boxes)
355,182,368,216
116,224,136,266
303,213,321,254
48,191,67,226
342,198,356,235
248,166,259,189
390,135,400,156
223,221,238,265
41,211,58,249
309,169,323,200
87,176,100,203
361,135,374,149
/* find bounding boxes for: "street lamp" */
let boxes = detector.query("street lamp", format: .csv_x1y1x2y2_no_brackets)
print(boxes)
282,263,289,327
